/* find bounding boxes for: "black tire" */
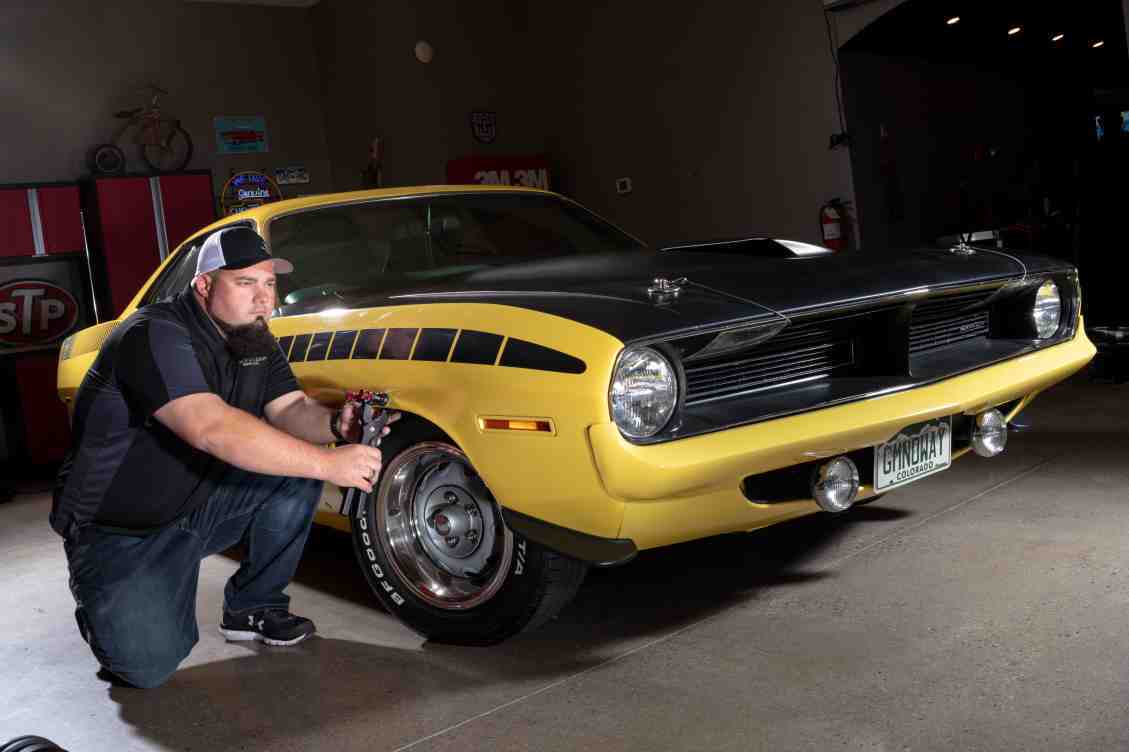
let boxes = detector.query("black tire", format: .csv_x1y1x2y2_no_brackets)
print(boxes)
141,124,193,173
88,143,125,175
350,418,587,645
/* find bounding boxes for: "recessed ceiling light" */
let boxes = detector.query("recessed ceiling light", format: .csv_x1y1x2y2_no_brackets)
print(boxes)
1008,26,1023,36
1093,40,1106,48
946,16,960,26
1052,33,1065,42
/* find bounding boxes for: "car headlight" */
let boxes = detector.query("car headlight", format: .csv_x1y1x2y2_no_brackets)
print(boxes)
610,346,678,438
1033,280,1061,339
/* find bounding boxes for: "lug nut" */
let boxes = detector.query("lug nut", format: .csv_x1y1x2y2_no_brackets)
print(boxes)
445,492,458,503
445,536,460,547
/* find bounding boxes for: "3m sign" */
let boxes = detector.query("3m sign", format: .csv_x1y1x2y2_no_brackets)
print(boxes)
446,155,552,191
0,280,80,347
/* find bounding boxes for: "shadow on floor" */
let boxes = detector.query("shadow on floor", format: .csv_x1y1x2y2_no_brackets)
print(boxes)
106,638,458,749
231,502,912,672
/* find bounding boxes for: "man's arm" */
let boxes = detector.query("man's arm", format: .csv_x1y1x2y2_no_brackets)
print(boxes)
115,317,382,491
264,390,397,445
263,390,340,445
155,393,382,492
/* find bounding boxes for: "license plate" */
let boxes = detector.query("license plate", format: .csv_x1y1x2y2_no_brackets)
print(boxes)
874,416,952,492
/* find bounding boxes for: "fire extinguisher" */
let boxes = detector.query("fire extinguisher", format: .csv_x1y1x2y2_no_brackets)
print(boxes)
820,198,851,251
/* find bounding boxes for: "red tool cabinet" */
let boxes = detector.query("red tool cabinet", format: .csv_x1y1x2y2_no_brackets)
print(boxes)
0,182,92,473
0,171,215,477
83,171,215,317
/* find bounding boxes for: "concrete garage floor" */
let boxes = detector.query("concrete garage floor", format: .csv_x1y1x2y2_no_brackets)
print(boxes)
3,372,1129,751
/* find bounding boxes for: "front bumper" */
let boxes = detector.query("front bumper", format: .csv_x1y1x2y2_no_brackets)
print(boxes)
587,327,1094,551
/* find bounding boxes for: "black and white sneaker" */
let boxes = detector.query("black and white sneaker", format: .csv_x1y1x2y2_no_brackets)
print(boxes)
219,608,317,646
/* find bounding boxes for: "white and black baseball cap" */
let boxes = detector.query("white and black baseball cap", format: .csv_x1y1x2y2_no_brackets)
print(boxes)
194,227,293,278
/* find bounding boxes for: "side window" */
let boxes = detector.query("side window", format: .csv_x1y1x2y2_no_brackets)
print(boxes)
269,202,428,306
140,222,252,307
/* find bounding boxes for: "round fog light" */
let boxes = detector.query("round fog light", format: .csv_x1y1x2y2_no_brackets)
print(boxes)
971,409,1008,457
812,456,860,513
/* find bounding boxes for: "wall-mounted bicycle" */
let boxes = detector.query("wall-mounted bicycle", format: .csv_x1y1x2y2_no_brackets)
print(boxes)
89,85,194,175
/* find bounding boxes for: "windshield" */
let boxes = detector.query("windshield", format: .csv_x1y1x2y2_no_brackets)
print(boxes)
268,193,645,306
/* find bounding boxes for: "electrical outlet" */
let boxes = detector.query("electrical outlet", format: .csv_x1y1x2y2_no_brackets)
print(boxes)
615,177,633,195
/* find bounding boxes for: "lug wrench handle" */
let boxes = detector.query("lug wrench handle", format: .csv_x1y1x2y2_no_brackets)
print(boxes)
339,390,391,516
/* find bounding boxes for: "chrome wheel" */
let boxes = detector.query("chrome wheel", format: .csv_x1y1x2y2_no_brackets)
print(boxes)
374,442,513,610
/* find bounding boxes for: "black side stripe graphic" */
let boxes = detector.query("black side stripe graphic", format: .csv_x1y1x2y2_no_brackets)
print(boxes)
500,338,587,374
354,329,385,359
380,328,418,360
286,327,585,375
289,333,312,363
328,330,358,360
306,331,332,361
413,328,457,361
451,330,503,365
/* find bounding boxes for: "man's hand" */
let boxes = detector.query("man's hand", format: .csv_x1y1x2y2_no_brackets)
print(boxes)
155,393,366,484
327,444,384,493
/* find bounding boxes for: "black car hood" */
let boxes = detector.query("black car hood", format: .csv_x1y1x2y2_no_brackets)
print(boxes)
280,247,1068,344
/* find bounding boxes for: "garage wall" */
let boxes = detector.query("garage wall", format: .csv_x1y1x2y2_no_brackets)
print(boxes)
525,2,854,246
0,0,332,198
309,1,852,246
311,0,548,191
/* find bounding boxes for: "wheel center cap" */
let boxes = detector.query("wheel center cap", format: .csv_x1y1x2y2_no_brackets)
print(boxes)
430,506,470,538
419,483,480,560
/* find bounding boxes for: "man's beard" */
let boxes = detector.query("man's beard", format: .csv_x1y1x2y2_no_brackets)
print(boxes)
213,315,278,359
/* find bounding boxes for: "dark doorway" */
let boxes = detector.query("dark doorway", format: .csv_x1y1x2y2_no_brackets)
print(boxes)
839,0,1129,324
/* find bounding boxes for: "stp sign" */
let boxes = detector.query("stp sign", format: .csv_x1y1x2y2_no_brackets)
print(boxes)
0,280,80,347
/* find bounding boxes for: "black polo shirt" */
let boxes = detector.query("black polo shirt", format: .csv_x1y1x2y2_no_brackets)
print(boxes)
51,291,300,540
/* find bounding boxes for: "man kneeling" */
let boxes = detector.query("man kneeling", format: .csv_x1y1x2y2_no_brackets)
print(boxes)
51,227,392,689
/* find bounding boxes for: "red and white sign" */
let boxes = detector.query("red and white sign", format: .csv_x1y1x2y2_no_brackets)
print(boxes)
446,155,552,190
0,280,80,347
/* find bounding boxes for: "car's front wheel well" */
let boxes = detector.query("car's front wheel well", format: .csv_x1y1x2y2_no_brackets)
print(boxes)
380,411,455,454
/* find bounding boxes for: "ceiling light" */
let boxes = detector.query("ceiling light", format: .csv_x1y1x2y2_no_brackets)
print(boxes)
946,16,960,25
1052,33,1065,42
1093,40,1105,48
1008,26,1022,36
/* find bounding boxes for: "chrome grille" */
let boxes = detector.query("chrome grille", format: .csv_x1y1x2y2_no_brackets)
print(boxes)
684,326,853,405
910,291,993,354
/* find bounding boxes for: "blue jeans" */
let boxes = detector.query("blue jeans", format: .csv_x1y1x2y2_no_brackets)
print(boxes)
63,469,322,689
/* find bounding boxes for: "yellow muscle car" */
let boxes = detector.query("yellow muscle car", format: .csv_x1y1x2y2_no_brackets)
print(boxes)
58,186,1095,644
